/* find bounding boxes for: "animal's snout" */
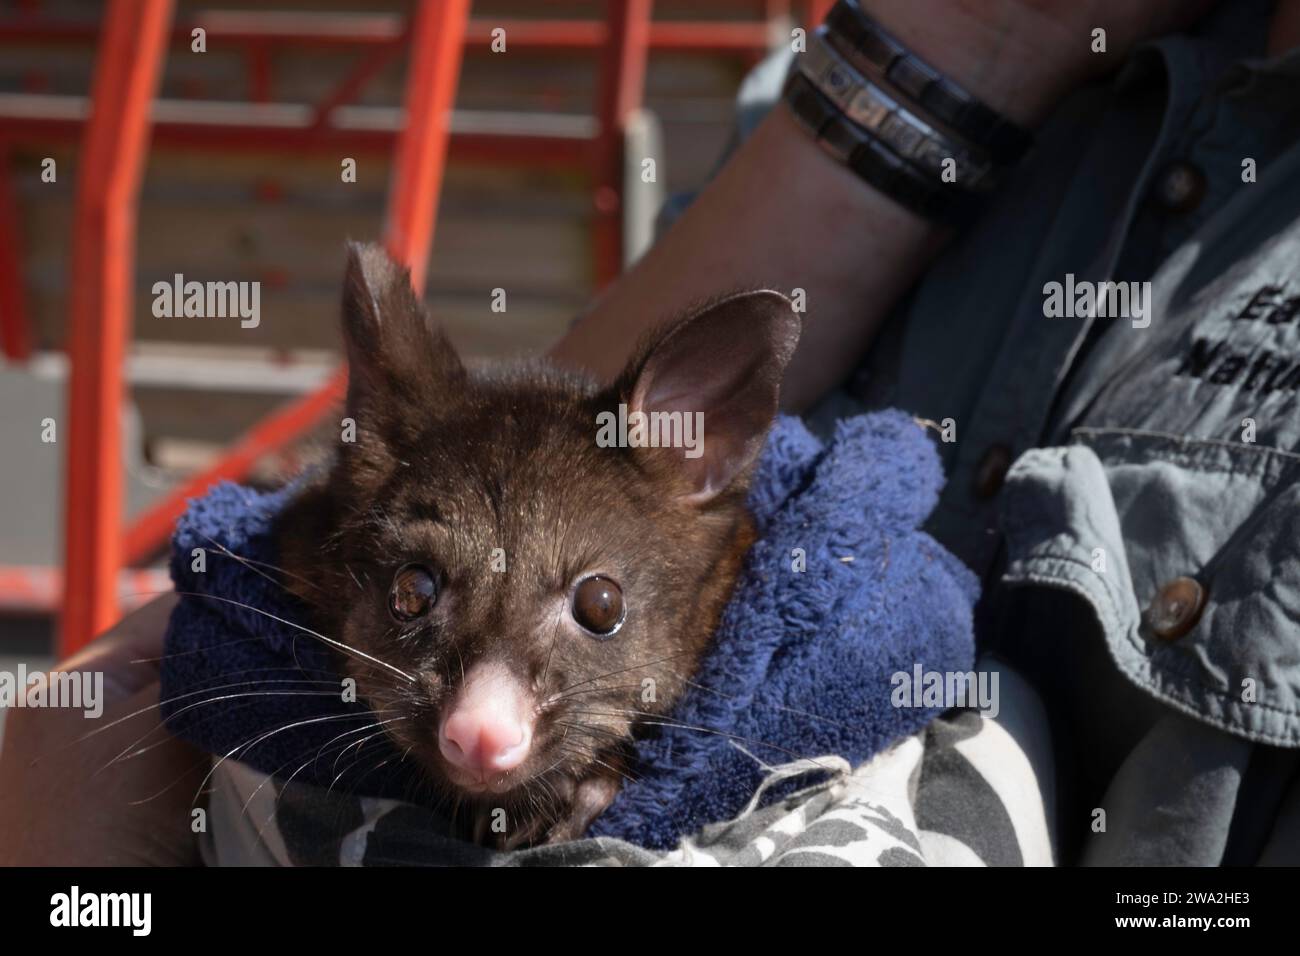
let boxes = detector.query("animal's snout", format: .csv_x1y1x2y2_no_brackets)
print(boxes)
437,662,534,776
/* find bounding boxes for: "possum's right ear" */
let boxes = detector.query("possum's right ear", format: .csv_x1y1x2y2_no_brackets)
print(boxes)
612,290,801,504
341,242,465,429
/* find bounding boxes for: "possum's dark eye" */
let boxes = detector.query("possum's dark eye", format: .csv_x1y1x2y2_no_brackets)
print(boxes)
571,575,625,637
389,564,438,621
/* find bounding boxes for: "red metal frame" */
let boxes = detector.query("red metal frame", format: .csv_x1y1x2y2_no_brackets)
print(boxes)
0,10,782,55
4,2,808,648
120,372,348,568
806,0,834,27
310,42,404,130
60,0,174,654
121,0,471,570
383,0,469,295
59,0,471,653
0,147,33,361
593,0,653,287
0,566,169,615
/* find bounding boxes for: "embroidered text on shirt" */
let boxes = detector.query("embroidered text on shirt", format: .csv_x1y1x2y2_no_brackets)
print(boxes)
1174,285,1300,392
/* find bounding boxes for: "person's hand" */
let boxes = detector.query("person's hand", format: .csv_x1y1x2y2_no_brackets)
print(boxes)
857,0,1221,126
0,594,207,865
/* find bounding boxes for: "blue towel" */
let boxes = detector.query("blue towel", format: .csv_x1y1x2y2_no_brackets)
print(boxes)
162,410,978,850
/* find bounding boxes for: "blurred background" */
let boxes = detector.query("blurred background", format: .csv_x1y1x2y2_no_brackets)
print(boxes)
0,1,826,710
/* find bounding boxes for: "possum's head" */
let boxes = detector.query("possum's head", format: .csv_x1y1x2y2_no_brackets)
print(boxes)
279,242,800,811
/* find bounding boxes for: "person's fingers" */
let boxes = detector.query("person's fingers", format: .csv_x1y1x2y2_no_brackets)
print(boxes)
58,593,179,699
91,680,209,866
0,677,208,866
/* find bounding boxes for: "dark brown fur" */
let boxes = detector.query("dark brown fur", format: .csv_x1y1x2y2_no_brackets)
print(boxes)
275,243,798,845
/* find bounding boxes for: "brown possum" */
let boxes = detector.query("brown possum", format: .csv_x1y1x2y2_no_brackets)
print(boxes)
275,242,800,846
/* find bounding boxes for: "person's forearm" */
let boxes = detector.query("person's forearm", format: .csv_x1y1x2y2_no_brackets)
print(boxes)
550,1,1202,409
553,105,939,410
550,4,1068,410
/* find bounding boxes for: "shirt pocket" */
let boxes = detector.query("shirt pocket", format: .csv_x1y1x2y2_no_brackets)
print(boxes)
998,427,1300,748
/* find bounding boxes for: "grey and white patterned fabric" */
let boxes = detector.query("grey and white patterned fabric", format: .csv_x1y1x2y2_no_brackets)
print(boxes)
199,658,1055,867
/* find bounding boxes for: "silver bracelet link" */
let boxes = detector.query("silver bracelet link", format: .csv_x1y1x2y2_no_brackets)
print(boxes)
796,27,997,191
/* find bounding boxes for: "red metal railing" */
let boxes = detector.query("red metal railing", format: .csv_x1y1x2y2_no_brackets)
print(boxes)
0,146,32,361
120,0,476,580
0,1,824,651
0,3,802,365
593,0,652,283
0,9,787,54
61,0,175,653
56,0,474,653
383,0,469,297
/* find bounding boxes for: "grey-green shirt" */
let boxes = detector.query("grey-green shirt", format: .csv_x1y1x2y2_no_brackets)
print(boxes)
736,0,1300,864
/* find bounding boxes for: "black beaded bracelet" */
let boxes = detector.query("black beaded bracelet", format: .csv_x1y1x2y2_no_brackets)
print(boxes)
825,0,1034,165
801,26,997,191
782,70,983,225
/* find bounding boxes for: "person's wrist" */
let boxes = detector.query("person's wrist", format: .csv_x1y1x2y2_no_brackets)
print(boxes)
851,0,1083,128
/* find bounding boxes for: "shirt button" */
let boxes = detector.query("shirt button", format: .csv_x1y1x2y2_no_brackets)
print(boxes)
973,444,1012,499
1145,577,1206,641
1152,161,1207,214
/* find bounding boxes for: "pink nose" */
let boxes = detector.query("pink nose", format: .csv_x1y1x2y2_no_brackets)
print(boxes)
437,663,534,775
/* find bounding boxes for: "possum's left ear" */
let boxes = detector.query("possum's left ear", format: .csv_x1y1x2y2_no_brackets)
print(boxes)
340,242,465,430
614,290,801,504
